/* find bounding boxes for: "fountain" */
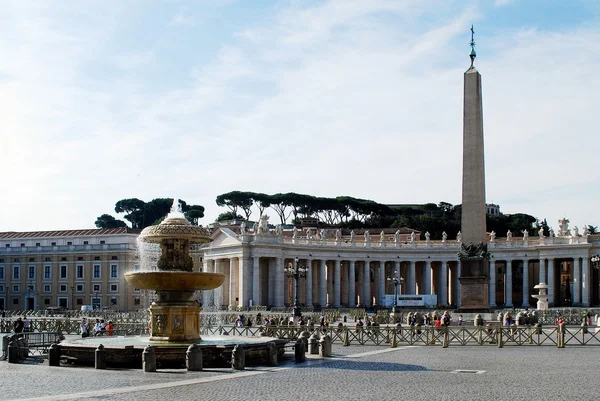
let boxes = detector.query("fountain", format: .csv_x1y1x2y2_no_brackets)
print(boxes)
124,199,224,342
57,199,287,368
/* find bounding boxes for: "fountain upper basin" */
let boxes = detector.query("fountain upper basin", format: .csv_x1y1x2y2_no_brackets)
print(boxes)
125,271,225,291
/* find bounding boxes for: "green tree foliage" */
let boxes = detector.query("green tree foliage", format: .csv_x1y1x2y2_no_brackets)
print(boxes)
102,198,204,229
95,214,128,229
216,191,254,220
216,212,243,222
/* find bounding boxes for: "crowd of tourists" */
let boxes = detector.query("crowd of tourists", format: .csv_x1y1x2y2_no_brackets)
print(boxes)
80,318,114,338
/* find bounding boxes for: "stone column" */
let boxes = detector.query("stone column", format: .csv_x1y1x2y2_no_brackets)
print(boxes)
202,259,209,273
539,258,546,284
456,261,462,307
268,258,275,306
489,259,496,307
505,260,513,307
408,261,416,294
364,261,371,307
252,257,260,307
348,260,356,307
582,257,590,306
573,257,581,305
522,259,529,308
341,262,348,306
547,258,555,306
334,260,341,307
326,264,333,306
424,260,432,295
319,260,327,307
305,259,313,307
440,260,448,306
275,258,284,307
228,259,236,308
238,257,249,308
378,261,385,305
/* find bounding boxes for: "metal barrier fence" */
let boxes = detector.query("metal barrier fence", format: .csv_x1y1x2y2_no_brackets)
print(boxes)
204,324,600,348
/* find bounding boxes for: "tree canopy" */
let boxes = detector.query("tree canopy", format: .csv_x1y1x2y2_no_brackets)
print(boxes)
95,214,128,229
96,198,205,229
214,191,548,240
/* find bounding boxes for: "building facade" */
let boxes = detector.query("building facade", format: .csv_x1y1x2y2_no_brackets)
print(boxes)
202,225,600,309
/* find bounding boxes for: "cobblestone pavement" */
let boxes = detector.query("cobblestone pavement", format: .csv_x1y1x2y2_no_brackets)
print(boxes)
0,344,596,401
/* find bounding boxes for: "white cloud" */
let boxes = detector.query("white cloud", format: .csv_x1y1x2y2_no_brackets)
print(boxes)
0,1,598,232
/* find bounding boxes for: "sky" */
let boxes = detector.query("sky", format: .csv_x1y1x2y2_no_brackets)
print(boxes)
1,0,599,232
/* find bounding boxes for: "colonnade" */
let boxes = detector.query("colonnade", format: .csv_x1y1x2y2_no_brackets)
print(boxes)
202,257,461,309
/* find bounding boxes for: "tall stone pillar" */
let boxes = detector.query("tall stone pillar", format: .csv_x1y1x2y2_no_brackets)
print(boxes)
364,261,371,307
319,260,327,307
489,259,496,307
440,260,448,306
573,257,581,305
334,260,341,307
458,30,489,310
252,257,260,307
238,257,249,308
424,260,432,295
505,260,512,307
522,259,529,307
341,262,348,306
348,260,356,307
547,258,555,306
539,258,546,284
453,262,461,307
582,257,590,306
275,257,284,307
268,258,275,306
228,258,236,308
378,261,385,305
305,259,313,307
408,261,416,294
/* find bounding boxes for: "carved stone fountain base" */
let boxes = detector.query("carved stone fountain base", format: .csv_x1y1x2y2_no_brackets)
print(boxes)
149,302,201,342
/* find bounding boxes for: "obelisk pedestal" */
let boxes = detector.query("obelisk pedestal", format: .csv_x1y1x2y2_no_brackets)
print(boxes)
458,30,490,310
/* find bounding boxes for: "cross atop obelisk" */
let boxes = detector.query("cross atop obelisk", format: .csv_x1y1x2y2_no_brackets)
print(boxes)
459,25,490,310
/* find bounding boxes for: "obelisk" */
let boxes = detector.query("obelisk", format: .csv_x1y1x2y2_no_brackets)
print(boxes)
458,26,490,310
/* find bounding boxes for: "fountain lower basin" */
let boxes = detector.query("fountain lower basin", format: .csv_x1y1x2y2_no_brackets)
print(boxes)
59,335,288,369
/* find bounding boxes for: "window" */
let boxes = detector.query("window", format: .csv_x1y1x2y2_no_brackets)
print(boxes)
44,266,51,279
100,240,105,245
0,266,4,280
20,243,25,247
44,298,50,305
43,284,51,292
93,284,101,292
29,258,35,262
94,256,101,260
110,265,118,278
12,298,18,305
12,266,19,280
13,285,19,292
76,284,84,292
45,257,51,262
134,298,141,306
83,241,88,245
0,285,4,292
60,284,67,292
36,243,40,247
60,257,67,261
28,266,35,279
110,284,118,292
76,265,84,279
93,265,101,279
13,258,19,262
110,297,117,306
60,265,67,279
51,242,56,246
5,244,10,248
77,299,83,305
67,241,72,246
0,258,4,262
111,256,118,260
77,256,84,261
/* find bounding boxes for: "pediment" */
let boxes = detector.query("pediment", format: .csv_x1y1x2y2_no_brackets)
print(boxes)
208,228,241,248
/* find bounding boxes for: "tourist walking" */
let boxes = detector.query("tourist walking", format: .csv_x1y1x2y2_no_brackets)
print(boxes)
81,318,89,338
13,317,24,333
106,321,114,336
23,316,31,332
458,314,464,326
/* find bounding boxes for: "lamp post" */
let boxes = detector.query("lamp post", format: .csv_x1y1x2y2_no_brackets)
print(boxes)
592,255,600,270
284,257,309,321
386,272,404,314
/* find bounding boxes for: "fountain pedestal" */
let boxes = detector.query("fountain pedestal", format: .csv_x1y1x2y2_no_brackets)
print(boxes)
149,302,201,342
